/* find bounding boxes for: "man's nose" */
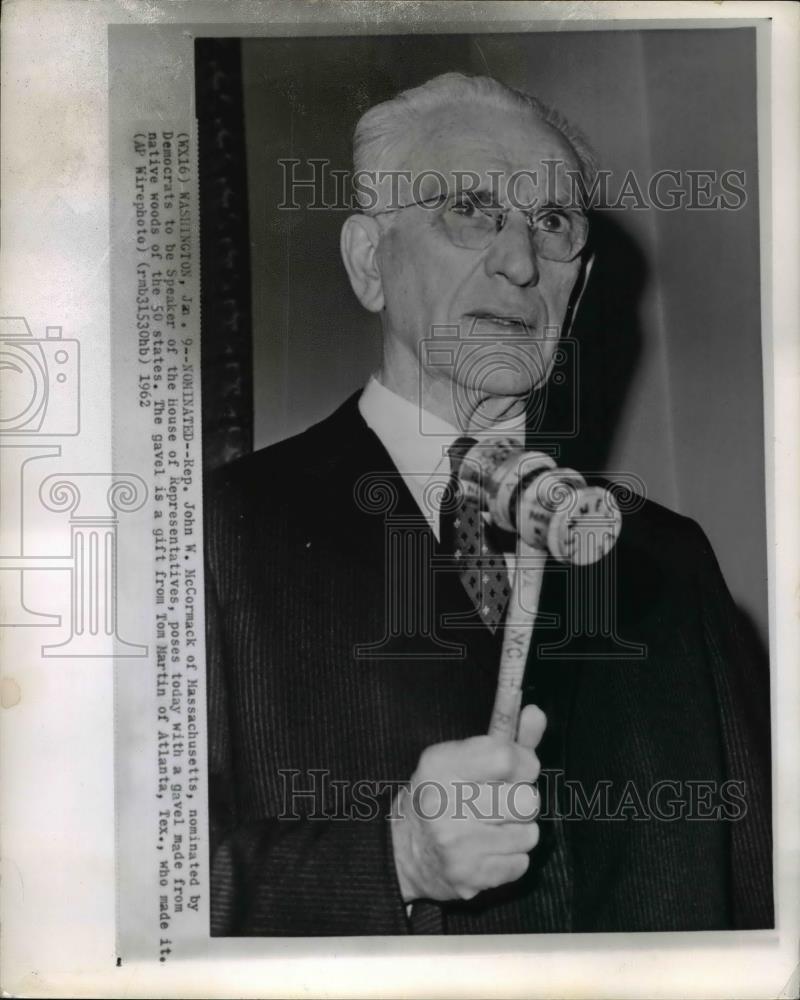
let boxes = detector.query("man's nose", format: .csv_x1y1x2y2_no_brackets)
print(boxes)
483,212,539,287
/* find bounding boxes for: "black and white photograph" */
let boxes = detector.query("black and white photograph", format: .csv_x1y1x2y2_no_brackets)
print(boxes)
200,30,772,936
2,2,798,997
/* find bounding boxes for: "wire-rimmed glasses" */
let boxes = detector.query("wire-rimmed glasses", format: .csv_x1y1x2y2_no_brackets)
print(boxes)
372,190,589,263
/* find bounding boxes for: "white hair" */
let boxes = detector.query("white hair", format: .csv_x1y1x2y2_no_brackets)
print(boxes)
352,71,598,209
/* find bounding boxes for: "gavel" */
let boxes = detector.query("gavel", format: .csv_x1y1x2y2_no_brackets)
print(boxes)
454,437,622,740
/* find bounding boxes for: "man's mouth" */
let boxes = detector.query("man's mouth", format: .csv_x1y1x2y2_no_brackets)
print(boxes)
466,311,534,331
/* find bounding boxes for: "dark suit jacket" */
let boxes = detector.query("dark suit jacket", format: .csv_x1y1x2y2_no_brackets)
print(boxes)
204,392,773,936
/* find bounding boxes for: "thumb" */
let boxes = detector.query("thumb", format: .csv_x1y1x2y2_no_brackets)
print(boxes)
517,703,547,751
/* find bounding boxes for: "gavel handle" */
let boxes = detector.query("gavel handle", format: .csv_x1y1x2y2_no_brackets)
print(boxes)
487,540,546,742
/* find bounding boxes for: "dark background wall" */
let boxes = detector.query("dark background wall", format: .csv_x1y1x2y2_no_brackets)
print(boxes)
201,29,767,648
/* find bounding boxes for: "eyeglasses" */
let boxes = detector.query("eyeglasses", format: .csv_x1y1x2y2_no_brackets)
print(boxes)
372,191,589,262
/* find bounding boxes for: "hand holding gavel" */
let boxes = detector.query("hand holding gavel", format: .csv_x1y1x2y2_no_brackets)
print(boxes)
390,440,622,905
391,703,547,904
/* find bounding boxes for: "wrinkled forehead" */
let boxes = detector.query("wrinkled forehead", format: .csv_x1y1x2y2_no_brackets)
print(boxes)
383,103,581,206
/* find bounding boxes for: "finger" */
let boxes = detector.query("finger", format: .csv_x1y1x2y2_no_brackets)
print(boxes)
467,820,540,855
445,735,521,781
500,780,540,822
437,824,537,885
516,703,547,752
476,852,531,891
417,734,537,784
507,743,540,786
449,781,540,824
483,781,540,822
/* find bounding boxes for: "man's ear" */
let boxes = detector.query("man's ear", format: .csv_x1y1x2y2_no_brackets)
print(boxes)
340,214,385,313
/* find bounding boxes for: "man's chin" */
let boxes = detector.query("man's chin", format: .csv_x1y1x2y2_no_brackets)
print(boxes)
452,349,554,401
450,376,545,423
463,376,540,397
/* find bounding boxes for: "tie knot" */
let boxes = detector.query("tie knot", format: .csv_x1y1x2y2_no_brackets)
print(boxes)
448,435,478,476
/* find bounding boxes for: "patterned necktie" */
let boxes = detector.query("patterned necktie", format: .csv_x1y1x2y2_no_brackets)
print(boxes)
440,436,511,633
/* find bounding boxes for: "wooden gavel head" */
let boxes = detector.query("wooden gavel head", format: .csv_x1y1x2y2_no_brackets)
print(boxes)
457,437,622,566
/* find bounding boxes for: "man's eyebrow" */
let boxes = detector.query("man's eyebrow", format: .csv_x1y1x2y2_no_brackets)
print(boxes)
536,197,585,213
454,187,582,212
450,189,585,212
452,186,501,206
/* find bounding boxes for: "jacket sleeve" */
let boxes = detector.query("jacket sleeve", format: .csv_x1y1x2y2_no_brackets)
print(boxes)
204,519,411,937
209,815,411,936
690,521,774,929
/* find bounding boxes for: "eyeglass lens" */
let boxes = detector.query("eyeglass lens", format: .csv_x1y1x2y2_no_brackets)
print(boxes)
439,196,587,262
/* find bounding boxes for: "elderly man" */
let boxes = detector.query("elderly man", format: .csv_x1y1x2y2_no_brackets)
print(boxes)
205,73,772,935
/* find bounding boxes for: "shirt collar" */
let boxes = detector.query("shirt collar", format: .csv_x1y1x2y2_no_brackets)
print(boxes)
358,374,526,501
359,376,456,485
